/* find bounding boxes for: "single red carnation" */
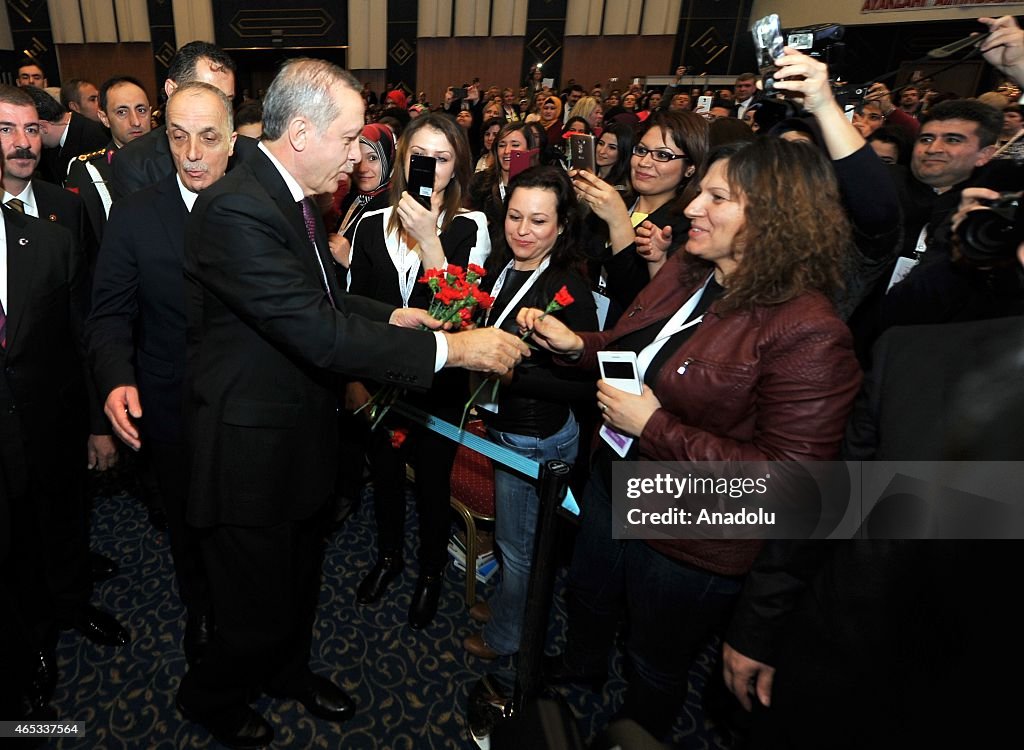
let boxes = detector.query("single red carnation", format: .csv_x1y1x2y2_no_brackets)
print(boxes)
554,286,574,307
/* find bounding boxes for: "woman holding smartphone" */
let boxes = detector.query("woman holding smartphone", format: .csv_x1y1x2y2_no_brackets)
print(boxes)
573,110,707,328
468,121,545,235
461,167,598,661
517,138,861,740
594,121,636,195
347,113,490,629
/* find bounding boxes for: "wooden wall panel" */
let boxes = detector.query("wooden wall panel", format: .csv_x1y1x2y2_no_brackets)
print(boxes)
561,35,675,91
416,37,523,105
55,43,158,108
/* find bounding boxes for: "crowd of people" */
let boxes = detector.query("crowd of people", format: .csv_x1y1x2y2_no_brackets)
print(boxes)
1,12,1023,749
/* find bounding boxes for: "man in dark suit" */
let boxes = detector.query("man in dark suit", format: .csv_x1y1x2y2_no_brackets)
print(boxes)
66,76,152,245
0,125,130,724
21,86,108,186
176,58,528,747
0,82,122,638
87,81,227,667
110,40,257,198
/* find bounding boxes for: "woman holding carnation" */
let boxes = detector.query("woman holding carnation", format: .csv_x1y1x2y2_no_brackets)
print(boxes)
517,138,861,740
462,166,598,661
347,113,490,628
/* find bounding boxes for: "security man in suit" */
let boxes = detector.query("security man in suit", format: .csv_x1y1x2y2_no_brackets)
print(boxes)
66,76,152,245
0,84,129,722
0,84,124,645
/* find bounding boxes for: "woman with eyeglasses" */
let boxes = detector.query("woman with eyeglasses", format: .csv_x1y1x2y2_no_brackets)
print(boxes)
518,137,861,742
571,110,708,328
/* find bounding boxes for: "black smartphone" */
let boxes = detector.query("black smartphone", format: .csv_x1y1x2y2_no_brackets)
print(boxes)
752,14,785,97
568,133,596,173
407,154,436,209
451,87,468,100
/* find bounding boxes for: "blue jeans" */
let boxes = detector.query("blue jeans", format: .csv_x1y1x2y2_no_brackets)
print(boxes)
563,472,743,739
483,413,579,655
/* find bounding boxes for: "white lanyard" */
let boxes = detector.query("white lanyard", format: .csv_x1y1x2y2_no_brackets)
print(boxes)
636,274,712,382
485,256,552,329
386,209,446,307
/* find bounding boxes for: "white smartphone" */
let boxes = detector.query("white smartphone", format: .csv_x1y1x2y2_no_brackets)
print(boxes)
694,95,713,114
598,351,643,395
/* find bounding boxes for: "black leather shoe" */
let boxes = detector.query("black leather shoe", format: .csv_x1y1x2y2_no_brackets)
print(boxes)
176,696,274,749
355,554,403,604
184,612,212,665
71,605,130,647
89,551,119,582
272,674,356,723
543,652,606,691
408,572,444,630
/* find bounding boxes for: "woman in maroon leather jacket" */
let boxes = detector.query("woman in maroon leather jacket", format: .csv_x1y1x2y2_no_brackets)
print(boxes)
517,138,862,740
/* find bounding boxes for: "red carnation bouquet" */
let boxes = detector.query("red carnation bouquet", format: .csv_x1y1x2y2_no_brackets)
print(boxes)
357,263,494,432
461,284,575,429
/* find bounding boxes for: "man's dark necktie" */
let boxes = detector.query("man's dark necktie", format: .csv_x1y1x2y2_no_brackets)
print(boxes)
299,197,336,308
6,198,25,214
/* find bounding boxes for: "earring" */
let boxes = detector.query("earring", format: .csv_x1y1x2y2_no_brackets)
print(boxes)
684,165,696,178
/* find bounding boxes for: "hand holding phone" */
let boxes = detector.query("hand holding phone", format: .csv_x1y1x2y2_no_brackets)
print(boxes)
407,154,436,210
752,14,785,96
598,351,643,395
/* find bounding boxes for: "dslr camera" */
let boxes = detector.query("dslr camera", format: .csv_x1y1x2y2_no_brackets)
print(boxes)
957,192,1023,264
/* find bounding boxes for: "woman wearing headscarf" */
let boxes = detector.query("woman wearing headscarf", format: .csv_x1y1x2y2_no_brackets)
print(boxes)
329,123,398,268
538,95,564,146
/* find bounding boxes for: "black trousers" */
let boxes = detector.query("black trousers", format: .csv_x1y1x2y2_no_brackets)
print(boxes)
367,421,457,573
176,505,330,719
147,439,209,616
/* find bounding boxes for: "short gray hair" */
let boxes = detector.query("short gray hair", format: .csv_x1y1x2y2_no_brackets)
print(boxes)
167,81,235,131
261,58,360,141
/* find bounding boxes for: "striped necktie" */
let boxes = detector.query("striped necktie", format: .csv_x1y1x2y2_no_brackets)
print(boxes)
6,198,25,214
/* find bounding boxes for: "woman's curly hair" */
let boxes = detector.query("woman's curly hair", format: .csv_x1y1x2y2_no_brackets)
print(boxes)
686,138,850,313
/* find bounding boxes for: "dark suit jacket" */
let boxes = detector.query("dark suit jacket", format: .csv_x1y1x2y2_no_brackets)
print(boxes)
87,174,188,443
0,208,101,488
110,127,260,199
183,147,437,528
31,178,96,278
38,112,109,186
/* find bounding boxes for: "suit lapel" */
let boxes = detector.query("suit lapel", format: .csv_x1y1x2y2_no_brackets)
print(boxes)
4,208,39,351
153,175,188,259
250,151,342,303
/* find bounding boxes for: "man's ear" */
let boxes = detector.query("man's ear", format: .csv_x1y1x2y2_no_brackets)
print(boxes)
288,117,308,151
68,101,81,115
97,110,110,130
164,78,177,100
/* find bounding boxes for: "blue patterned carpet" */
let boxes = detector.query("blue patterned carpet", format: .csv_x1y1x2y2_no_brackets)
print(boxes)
44,480,737,749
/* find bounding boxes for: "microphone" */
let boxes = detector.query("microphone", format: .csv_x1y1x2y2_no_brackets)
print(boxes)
927,33,987,59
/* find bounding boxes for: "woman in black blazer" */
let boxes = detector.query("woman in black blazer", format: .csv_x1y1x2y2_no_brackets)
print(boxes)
347,113,491,629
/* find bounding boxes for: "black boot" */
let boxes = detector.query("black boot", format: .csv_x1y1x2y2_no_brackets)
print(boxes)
408,571,444,630
356,553,403,604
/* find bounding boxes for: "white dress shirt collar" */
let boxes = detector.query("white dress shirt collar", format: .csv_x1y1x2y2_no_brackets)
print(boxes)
258,141,305,202
176,175,199,212
3,183,39,218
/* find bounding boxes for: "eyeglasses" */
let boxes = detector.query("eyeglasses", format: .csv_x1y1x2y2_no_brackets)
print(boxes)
632,144,688,163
